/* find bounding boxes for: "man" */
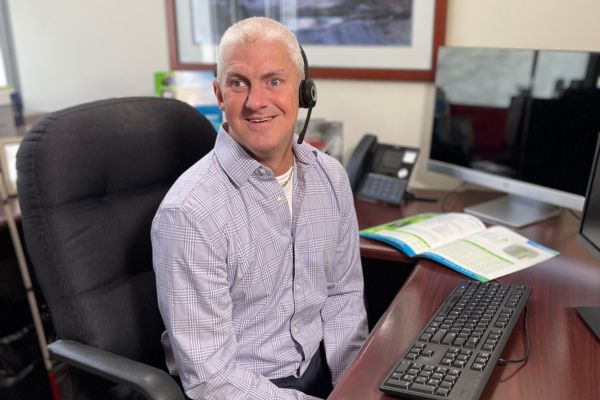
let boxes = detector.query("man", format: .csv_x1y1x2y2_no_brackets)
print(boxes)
151,16,368,399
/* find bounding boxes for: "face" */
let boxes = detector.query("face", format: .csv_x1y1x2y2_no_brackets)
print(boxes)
213,39,300,170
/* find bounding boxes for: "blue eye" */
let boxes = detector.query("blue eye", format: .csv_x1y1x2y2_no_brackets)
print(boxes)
270,79,280,86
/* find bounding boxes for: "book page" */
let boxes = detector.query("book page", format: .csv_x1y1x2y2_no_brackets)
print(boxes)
422,226,559,281
360,213,486,256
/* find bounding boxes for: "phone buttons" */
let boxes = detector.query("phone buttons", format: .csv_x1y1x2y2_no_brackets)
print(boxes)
357,173,407,206
397,168,409,179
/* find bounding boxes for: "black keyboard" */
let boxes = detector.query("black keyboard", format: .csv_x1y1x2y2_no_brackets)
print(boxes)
380,280,531,400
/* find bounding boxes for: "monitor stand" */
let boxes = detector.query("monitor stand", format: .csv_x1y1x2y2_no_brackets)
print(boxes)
464,194,561,228
576,306,600,341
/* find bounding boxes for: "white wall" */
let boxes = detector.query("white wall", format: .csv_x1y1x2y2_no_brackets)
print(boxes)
8,0,600,189
8,0,169,113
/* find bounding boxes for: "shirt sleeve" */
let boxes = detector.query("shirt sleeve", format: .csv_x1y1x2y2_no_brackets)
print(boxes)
320,177,369,384
152,206,321,400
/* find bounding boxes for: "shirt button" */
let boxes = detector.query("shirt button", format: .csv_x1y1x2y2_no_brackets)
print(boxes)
258,167,268,175
277,196,284,203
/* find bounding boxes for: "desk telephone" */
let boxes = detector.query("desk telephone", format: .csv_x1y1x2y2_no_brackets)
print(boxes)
346,134,419,205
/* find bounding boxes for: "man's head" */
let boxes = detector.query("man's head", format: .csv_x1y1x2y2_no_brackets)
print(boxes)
213,17,305,173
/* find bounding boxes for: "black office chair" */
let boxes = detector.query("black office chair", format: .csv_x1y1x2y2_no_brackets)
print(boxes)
16,97,217,400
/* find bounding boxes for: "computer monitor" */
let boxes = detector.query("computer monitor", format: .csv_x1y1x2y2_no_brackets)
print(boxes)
428,46,600,227
576,132,600,341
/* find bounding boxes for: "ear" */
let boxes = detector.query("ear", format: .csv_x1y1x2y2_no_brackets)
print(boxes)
213,79,225,110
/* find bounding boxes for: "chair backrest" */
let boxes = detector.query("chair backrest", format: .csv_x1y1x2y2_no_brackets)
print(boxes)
16,97,216,369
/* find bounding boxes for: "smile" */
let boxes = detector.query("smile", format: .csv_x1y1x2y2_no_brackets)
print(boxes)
248,117,274,123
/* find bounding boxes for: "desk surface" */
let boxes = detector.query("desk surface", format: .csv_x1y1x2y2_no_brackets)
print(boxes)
334,190,600,400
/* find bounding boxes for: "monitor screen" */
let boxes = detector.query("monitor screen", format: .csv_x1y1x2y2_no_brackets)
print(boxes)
576,133,600,341
578,134,600,259
428,46,600,227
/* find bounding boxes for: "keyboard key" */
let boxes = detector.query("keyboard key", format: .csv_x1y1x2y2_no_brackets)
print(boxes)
471,362,485,371
443,375,457,384
442,332,457,344
410,383,436,394
387,379,410,389
432,372,445,380
440,381,453,389
422,349,434,357
436,366,449,374
395,361,411,373
431,329,448,343
428,378,441,387
387,376,402,385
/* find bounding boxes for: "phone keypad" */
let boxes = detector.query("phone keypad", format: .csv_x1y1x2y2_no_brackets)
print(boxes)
357,173,407,205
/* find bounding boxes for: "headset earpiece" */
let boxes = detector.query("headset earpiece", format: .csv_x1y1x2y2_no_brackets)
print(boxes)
299,78,317,109
299,46,317,109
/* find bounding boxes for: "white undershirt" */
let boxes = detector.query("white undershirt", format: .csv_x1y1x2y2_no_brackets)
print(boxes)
275,164,294,216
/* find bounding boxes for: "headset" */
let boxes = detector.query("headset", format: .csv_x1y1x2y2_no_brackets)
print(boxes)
297,45,317,144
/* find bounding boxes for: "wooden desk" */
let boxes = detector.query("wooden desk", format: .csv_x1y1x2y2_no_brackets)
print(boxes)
335,190,600,400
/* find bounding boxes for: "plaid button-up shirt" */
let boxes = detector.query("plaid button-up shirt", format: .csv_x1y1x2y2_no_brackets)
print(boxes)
152,127,368,399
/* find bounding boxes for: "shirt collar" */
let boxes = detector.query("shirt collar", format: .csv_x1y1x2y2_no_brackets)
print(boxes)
214,124,320,188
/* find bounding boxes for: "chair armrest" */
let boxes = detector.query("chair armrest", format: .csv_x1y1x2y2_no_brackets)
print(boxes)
48,339,185,400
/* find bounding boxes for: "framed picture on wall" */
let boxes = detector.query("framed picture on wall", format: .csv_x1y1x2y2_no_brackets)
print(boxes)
165,0,447,81
0,136,21,196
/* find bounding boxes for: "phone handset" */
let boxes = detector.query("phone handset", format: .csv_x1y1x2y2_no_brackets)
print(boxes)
346,133,377,191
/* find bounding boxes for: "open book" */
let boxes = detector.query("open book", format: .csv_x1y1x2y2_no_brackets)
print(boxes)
359,212,559,282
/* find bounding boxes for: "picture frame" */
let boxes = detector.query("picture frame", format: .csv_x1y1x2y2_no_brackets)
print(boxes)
165,0,447,81
0,136,21,196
